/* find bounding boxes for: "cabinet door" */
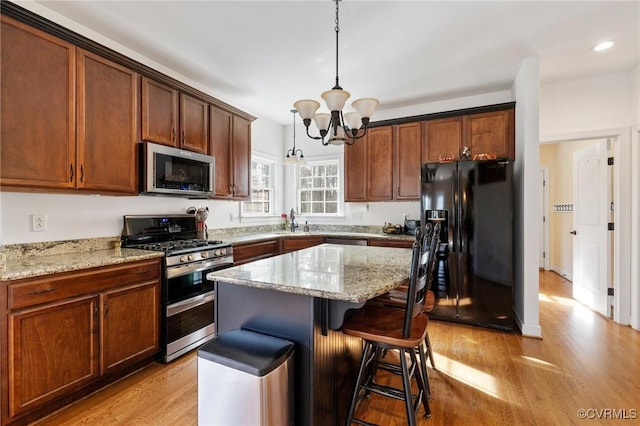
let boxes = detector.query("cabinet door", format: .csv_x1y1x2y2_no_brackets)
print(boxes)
233,240,280,265
8,295,99,417
77,49,138,194
344,136,368,201
232,115,252,199
367,126,394,201
101,281,160,375
179,93,209,154
422,117,462,163
210,107,233,198
281,237,325,253
394,122,421,200
0,16,76,190
463,110,514,159
141,77,178,147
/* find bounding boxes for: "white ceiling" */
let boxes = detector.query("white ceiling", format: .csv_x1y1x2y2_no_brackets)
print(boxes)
33,0,640,125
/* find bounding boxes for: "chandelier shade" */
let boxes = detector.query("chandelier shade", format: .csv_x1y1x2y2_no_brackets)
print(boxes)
293,0,379,146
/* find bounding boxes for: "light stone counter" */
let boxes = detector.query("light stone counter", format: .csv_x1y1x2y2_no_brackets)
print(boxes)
218,230,414,245
0,248,164,281
207,243,412,303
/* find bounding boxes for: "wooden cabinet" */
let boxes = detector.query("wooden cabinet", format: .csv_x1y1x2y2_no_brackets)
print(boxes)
1,18,138,195
141,77,209,153
1,16,76,191
77,49,138,194
345,126,393,201
232,239,280,265
210,107,252,200
281,236,325,254
422,117,463,163
368,239,413,248
393,123,421,200
101,282,160,374
8,295,99,418
1,259,161,425
423,110,514,162
463,109,514,160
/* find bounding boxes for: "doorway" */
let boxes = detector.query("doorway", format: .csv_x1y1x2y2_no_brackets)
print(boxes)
539,138,614,318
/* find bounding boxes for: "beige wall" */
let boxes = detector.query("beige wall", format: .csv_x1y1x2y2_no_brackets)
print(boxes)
539,139,603,278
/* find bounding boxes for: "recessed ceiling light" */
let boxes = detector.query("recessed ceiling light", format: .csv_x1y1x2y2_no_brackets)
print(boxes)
593,41,614,52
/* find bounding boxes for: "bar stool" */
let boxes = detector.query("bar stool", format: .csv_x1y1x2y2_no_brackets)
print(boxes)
342,227,434,425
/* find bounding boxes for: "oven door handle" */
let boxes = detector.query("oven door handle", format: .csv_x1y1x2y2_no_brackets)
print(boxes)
167,291,215,316
165,257,232,279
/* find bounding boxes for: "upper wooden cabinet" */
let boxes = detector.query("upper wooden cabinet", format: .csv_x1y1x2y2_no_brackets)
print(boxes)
344,127,393,202
141,77,209,154
210,107,252,200
422,109,514,162
346,125,419,201
463,109,514,160
1,17,138,195
393,122,422,200
422,117,463,163
1,16,76,190
77,49,138,194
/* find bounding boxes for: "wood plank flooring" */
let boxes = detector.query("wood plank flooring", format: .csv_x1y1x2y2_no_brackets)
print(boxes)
36,271,640,425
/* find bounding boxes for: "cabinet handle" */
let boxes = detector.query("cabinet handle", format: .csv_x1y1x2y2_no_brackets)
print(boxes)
70,164,74,182
229,184,233,195
104,302,109,318
94,303,99,320
80,165,84,183
136,269,150,274
28,287,57,295
172,128,175,141
182,132,186,144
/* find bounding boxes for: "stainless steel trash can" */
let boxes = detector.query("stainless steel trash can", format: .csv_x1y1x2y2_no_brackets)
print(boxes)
197,329,294,426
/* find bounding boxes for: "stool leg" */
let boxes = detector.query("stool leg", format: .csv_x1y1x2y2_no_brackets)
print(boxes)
399,349,417,426
411,346,432,418
425,330,436,369
345,342,373,426
417,342,430,398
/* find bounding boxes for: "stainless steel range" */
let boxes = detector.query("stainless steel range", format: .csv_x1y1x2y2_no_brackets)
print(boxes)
122,214,233,362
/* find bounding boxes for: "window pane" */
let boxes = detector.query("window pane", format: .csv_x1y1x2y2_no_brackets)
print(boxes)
327,177,338,188
326,190,337,201
296,160,341,216
312,190,324,201
300,203,311,214
312,202,324,213
326,202,338,213
327,164,338,175
300,166,312,177
301,177,312,189
313,177,324,188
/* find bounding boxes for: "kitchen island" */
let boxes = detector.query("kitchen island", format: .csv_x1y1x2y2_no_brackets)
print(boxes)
207,243,412,426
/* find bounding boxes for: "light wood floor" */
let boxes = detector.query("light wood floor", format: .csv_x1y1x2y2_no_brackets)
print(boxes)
37,271,640,425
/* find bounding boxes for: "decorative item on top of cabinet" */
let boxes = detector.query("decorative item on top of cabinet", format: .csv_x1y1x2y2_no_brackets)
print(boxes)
210,106,252,200
141,76,209,154
1,16,139,195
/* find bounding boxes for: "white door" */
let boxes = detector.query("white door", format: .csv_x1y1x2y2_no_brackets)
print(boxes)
539,168,548,270
572,141,610,316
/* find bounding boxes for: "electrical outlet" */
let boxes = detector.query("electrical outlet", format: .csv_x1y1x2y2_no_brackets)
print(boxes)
32,214,47,232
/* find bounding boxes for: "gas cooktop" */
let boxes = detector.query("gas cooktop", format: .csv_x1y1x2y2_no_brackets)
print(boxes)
121,214,230,256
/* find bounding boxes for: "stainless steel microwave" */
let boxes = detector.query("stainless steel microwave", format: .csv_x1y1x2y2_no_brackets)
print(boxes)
141,142,214,198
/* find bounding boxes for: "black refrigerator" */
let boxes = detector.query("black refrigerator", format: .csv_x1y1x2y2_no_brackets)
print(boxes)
421,159,514,330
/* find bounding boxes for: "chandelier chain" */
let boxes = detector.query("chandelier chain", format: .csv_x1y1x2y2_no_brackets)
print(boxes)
333,0,341,90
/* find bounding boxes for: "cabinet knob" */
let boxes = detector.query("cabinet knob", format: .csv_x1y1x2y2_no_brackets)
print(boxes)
70,164,74,182
80,165,84,183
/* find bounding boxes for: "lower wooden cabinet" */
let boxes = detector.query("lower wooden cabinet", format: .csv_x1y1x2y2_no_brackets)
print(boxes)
232,239,280,265
281,236,325,253
1,258,161,425
368,239,413,248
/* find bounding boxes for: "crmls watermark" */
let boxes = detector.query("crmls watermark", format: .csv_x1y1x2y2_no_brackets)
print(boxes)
576,408,638,420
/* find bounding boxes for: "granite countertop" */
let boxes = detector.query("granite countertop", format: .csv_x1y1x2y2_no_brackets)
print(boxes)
224,231,415,244
207,243,412,303
0,248,164,281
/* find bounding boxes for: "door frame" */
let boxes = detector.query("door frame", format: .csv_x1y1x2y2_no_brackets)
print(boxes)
541,127,632,326
539,167,550,270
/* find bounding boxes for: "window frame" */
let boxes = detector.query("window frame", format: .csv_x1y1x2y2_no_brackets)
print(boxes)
296,157,344,217
241,153,278,217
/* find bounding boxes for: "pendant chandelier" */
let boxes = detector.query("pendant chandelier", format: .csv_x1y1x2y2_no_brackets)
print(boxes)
284,109,306,165
294,0,379,146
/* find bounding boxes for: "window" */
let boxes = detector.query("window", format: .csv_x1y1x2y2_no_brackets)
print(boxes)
298,160,341,215
241,156,275,215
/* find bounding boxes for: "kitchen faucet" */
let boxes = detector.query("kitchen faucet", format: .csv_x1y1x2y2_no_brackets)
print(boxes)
290,208,298,232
